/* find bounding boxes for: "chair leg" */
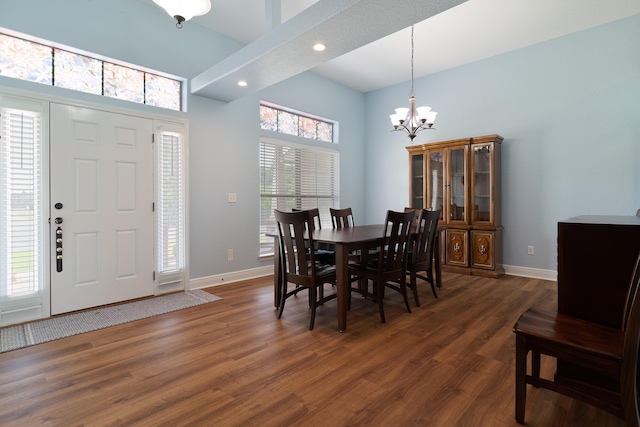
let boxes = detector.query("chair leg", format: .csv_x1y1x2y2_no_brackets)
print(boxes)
375,280,386,323
416,273,438,300
400,279,412,313
410,271,420,307
515,334,527,424
309,286,317,330
429,279,438,299
531,350,541,381
278,282,288,319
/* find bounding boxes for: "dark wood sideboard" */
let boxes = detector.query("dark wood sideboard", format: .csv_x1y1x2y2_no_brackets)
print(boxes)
557,215,640,388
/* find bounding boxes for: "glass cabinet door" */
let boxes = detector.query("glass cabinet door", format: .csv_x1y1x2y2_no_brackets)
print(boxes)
427,149,444,220
447,146,467,223
410,153,424,208
472,143,492,223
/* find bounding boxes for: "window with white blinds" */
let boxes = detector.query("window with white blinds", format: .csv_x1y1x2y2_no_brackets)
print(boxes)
259,138,339,256
0,102,44,313
157,130,185,274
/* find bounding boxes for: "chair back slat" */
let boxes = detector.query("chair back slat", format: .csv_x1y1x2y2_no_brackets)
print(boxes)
330,207,354,229
380,210,415,273
413,209,441,265
276,210,315,281
292,207,322,230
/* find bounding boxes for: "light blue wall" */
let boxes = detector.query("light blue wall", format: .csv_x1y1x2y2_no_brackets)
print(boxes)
2,0,638,277
364,14,640,272
0,0,366,280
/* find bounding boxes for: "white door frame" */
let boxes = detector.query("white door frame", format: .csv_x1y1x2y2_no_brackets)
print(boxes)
0,86,189,325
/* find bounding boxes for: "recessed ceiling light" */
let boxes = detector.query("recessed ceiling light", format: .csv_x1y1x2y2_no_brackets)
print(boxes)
313,43,326,52
237,80,248,87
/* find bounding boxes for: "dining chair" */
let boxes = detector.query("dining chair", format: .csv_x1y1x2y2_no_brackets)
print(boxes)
512,251,640,425
330,207,355,228
348,209,415,323
275,210,337,330
406,208,441,306
292,207,335,265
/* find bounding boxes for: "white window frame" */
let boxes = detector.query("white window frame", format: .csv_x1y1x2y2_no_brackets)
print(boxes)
0,94,50,326
154,120,189,294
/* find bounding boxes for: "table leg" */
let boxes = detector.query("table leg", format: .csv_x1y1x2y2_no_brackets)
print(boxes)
335,244,349,332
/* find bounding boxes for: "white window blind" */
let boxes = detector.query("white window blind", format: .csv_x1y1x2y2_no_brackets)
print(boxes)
260,138,339,256
0,104,44,313
157,131,185,274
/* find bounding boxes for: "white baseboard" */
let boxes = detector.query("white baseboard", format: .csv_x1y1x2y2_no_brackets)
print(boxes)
189,266,273,290
503,265,557,281
189,264,557,291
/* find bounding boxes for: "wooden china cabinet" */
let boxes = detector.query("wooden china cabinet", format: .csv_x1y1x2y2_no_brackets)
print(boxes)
407,134,504,278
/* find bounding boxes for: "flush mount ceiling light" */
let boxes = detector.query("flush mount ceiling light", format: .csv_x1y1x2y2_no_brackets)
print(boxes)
313,43,326,52
389,26,438,141
152,0,212,29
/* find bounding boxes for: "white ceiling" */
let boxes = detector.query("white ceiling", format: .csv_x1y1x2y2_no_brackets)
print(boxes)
147,0,640,99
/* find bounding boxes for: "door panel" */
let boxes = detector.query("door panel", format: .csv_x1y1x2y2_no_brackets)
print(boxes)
471,230,494,269
446,229,468,267
50,104,153,315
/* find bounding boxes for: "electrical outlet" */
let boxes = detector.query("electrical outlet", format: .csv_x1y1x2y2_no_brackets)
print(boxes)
228,193,237,203
527,246,534,255
227,249,234,261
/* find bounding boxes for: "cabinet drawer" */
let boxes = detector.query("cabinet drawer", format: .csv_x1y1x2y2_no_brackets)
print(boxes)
446,229,468,266
471,230,494,269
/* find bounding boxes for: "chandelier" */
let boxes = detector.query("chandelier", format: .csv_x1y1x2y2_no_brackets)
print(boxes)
152,0,212,29
389,26,437,141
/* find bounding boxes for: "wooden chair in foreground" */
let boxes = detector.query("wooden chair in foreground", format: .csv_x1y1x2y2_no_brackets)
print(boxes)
348,210,415,323
513,252,640,426
406,208,441,306
275,210,337,330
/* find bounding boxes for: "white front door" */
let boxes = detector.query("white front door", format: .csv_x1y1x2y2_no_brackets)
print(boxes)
50,104,154,315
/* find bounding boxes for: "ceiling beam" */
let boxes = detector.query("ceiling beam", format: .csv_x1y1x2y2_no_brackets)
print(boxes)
190,0,467,102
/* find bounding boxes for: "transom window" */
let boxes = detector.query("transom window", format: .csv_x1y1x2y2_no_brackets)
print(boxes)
260,103,334,143
0,30,183,111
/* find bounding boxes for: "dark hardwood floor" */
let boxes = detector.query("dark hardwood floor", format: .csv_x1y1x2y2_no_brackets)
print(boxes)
0,273,628,426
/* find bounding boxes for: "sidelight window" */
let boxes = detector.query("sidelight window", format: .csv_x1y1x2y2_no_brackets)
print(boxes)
0,98,46,321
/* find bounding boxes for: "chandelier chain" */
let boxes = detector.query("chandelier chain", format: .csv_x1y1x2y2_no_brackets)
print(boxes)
410,26,415,97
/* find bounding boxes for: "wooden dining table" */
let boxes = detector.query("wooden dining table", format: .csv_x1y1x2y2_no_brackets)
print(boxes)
271,224,442,332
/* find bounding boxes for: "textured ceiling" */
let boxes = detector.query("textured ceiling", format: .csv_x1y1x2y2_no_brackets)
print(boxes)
144,0,640,101
190,0,467,102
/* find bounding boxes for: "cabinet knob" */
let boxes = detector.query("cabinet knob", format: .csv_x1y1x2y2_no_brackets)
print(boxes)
479,245,486,254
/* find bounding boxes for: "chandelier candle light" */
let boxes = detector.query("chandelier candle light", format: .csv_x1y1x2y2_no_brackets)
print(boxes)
152,0,212,29
390,25,437,141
